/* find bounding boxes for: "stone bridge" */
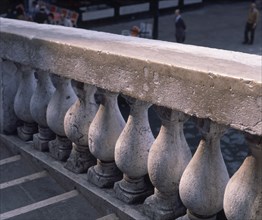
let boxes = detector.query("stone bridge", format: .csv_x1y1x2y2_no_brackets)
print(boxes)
0,18,261,220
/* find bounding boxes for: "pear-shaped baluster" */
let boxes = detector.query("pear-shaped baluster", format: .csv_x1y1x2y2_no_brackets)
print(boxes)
64,82,98,173
224,133,262,220
144,107,192,219
30,70,55,151
47,74,77,161
14,64,37,141
114,97,154,204
1,60,20,134
87,89,125,188
178,119,229,220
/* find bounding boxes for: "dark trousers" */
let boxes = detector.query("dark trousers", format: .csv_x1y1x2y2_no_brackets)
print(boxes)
244,22,256,44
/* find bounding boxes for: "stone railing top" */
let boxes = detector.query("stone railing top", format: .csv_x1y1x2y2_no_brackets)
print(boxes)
0,18,261,135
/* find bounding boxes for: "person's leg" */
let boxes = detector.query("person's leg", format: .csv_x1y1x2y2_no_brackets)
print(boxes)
243,23,249,43
249,26,256,44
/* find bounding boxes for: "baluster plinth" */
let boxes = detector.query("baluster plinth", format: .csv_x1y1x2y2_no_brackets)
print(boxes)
49,135,72,161
33,125,55,151
87,90,125,188
88,159,122,187
143,107,191,219
64,83,98,173
114,98,154,204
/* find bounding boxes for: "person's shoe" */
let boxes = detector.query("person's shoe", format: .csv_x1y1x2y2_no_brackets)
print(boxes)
248,41,253,45
242,41,248,44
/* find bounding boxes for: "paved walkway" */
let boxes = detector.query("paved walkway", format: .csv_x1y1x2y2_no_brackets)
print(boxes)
91,2,262,55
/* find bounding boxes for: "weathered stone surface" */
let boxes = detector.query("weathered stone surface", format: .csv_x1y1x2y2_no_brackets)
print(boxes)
224,134,262,220
179,119,230,219
0,60,20,134
48,135,72,161
13,65,37,140
87,160,122,188
114,99,154,203
144,107,191,219
0,18,260,135
64,83,98,173
46,75,77,137
33,126,55,151
88,90,125,188
65,144,96,173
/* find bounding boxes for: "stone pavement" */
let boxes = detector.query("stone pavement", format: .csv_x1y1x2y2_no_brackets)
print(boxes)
90,1,262,55
88,1,261,177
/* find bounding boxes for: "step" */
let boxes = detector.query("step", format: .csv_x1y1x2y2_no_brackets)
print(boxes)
0,156,40,184
0,134,150,220
0,139,106,220
0,144,14,160
0,174,66,213
1,190,102,220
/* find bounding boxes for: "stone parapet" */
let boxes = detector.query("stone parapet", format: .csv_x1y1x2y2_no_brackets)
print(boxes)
0,18,261,136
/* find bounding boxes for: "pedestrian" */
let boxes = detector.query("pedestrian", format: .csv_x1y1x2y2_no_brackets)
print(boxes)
242,3,259,45
44,13,55,25
174,9,186,43
130,26,141,37
59,13,73,27
34,5,48,24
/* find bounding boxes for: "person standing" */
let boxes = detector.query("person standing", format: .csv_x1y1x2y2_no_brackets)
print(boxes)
243,3,259,45
175,9,186,43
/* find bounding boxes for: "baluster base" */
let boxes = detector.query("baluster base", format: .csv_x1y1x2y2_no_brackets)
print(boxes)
17,122,38,141
87,160,122,188
48,135,72,161
65,143,96,173
114,175,153,204
177,210,217,220
33,126,55,152
143,190,186,220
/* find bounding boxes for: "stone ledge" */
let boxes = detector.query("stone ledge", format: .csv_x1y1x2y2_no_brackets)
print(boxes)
0,134,150,220
0,18,261,135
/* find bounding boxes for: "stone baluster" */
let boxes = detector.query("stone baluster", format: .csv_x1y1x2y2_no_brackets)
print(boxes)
114,97,154,204
178,119,229,220
30,70,55,151
0,60,20,134
64,82,98,173
14,64,37,141
143,107,192,219
224,133,262,220
47,74,77,161
87,89,125,188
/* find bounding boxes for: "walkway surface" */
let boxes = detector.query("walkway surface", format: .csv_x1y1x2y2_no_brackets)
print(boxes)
1,2,261,220
90,1,262,55
0,143,103,220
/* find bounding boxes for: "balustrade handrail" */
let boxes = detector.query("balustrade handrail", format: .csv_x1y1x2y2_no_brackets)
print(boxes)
0,18,261,135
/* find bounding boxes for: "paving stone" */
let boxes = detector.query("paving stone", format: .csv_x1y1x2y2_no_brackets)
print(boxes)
0,145,13,160
0,176,65,213
0,158,37,184
8,195,102,220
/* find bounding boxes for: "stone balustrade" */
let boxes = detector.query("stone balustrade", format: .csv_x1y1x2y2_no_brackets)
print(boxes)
0,18,261,220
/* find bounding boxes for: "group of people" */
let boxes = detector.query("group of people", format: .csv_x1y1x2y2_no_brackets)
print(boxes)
6,1,74,27
174,2,259,45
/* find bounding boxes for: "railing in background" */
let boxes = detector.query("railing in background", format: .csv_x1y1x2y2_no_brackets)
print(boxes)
0,18,261,220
